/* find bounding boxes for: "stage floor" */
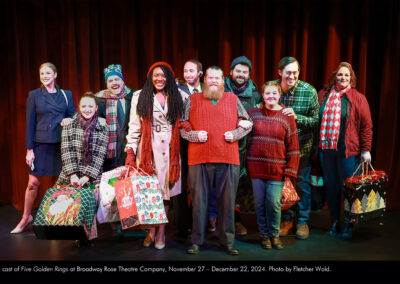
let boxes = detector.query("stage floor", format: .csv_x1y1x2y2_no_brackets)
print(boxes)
1,204,399,261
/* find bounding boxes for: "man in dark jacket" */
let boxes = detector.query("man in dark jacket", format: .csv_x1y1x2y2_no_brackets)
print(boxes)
224,56,263,235
95,64,135,172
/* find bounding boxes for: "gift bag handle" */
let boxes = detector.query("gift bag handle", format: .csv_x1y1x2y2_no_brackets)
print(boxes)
350,161,377,181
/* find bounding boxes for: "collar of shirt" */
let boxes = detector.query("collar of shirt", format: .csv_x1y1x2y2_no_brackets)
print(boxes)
188,84,202,94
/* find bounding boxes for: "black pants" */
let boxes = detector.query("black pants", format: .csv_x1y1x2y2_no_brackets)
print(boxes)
189,163,240,247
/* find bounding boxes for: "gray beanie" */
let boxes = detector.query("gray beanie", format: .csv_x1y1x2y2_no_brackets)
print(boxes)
230,56,252,72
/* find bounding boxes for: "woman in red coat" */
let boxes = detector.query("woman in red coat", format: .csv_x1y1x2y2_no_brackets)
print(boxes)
317,62,373,239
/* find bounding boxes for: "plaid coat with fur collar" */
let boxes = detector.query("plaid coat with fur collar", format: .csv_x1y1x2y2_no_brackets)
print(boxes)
57,114,110,185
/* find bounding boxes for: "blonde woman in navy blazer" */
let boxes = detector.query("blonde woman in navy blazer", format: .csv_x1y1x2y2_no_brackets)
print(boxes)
11,62,75,234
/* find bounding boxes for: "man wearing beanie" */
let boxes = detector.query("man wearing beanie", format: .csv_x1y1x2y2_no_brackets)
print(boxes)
223,56,263,236
181,66,252,255
95,64,135,171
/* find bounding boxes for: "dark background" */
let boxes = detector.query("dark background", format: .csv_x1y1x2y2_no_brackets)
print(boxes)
1,0,399,210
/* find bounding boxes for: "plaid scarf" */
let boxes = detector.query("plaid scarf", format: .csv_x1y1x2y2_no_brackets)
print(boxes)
319,85,350,149
78,113,98,165
96,87,128,158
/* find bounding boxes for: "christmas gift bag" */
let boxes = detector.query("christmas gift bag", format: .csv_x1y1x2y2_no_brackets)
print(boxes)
33,184,97,240
97,166,130,223
114,167,168,230
344,162,388,224
281,177,300,210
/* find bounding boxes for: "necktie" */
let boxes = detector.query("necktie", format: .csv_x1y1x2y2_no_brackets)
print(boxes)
117,100,125,127
193,88,199,94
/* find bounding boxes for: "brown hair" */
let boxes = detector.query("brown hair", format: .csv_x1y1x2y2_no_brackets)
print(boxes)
79,92,97,106
186,59,203,73
327,62,357,88
205,65,224,79
261,81,282,96
278,56,300,72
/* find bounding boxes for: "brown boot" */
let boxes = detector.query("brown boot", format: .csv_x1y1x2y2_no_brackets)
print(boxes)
271,237,284,250
296,223,309,240
279,221,293,236
260,237,272,249
235,222,247,236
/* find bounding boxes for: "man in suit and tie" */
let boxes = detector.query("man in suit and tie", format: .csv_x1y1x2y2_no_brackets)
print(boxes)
177,59,203,95
95,64,135,171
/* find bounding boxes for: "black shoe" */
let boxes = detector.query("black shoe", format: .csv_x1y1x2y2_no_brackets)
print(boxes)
223,245,239,256
326,221,341,237
187,244,200,254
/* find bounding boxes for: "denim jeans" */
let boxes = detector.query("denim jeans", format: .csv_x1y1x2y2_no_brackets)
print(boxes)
282,154,312,224
319,149,360,222
251,178,284,238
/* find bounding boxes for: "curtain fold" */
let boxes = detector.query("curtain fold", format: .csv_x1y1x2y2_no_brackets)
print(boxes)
1,0,399,210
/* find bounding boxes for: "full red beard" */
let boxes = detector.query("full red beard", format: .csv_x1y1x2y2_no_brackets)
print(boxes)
202,83,224,100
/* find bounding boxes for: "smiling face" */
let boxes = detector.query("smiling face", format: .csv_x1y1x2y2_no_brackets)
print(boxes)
79,97,98,120
230,64,250,87
152,67,167,92
335,67,351,90
183,61,201,87
279,61,299,91
106,75,124,95
40,66,57,87
263,86,281,109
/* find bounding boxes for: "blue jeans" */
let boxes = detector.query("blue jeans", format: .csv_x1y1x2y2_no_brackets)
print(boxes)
251,178,284,238
319,149,360,222
282,154,312,224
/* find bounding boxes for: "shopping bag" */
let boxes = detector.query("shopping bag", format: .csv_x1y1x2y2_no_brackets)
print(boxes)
281,177,300,210
97,166,130,223
114,167,168,230
33,184,97,240
344,162,387,224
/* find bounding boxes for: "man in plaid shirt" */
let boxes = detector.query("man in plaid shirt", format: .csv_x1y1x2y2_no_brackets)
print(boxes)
277,57,319,240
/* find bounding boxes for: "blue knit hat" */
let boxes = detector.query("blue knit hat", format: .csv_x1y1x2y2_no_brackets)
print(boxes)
230,56,252,72
104,64,124,83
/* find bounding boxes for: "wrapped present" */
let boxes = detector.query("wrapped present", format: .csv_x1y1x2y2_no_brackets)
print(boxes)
97,166,131,223
114,167,168,230
33,184,97,240
281,177,300,210
344,162,388,224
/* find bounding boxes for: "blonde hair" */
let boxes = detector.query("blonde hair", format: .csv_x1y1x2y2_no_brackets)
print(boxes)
39,62,57,74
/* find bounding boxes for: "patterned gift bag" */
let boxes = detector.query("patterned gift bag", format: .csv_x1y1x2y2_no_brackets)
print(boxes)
281,177,300,210
33,184,97,240
114,167,168,230
97,166,131,223
344,162,388,224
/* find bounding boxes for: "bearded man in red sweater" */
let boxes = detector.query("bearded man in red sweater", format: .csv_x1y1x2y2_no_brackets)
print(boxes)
180,66,253,256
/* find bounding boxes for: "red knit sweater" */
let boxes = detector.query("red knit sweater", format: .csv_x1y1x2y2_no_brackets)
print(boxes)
188,92,240,165
246,106,300,181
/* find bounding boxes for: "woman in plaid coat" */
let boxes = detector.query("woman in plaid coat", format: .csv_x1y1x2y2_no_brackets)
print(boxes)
57,93,109,246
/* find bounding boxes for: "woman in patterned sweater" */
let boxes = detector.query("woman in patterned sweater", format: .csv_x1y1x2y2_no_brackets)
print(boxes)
246,81,300,250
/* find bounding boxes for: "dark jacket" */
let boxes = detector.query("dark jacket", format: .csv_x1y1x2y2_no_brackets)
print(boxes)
224,78,262,111
318,87,373,158
26,86,75,149
95,88,134,166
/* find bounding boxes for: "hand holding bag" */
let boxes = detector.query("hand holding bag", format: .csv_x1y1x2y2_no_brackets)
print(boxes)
281,177,300,210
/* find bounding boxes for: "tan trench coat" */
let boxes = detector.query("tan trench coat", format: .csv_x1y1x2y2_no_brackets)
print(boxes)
125,90,188,200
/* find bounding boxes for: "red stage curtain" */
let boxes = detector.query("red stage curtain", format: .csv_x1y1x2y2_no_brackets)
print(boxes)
1,0,399,210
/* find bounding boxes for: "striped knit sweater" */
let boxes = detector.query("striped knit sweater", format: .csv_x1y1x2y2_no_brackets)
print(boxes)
246,106,300,181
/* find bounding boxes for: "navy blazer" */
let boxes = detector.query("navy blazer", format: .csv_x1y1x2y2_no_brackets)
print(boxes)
26,86,75,149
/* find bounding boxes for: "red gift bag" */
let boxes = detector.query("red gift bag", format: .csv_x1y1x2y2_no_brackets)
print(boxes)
281,177,300,210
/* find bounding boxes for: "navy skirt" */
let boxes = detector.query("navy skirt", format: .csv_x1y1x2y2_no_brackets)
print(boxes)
29,143,62,176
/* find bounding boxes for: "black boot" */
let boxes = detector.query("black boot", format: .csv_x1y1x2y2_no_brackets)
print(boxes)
326,220,341,237
341,221,354,239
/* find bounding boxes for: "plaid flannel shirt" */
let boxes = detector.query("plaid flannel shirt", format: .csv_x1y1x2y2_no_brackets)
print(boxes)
57,115,110,185
279,79,319,156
